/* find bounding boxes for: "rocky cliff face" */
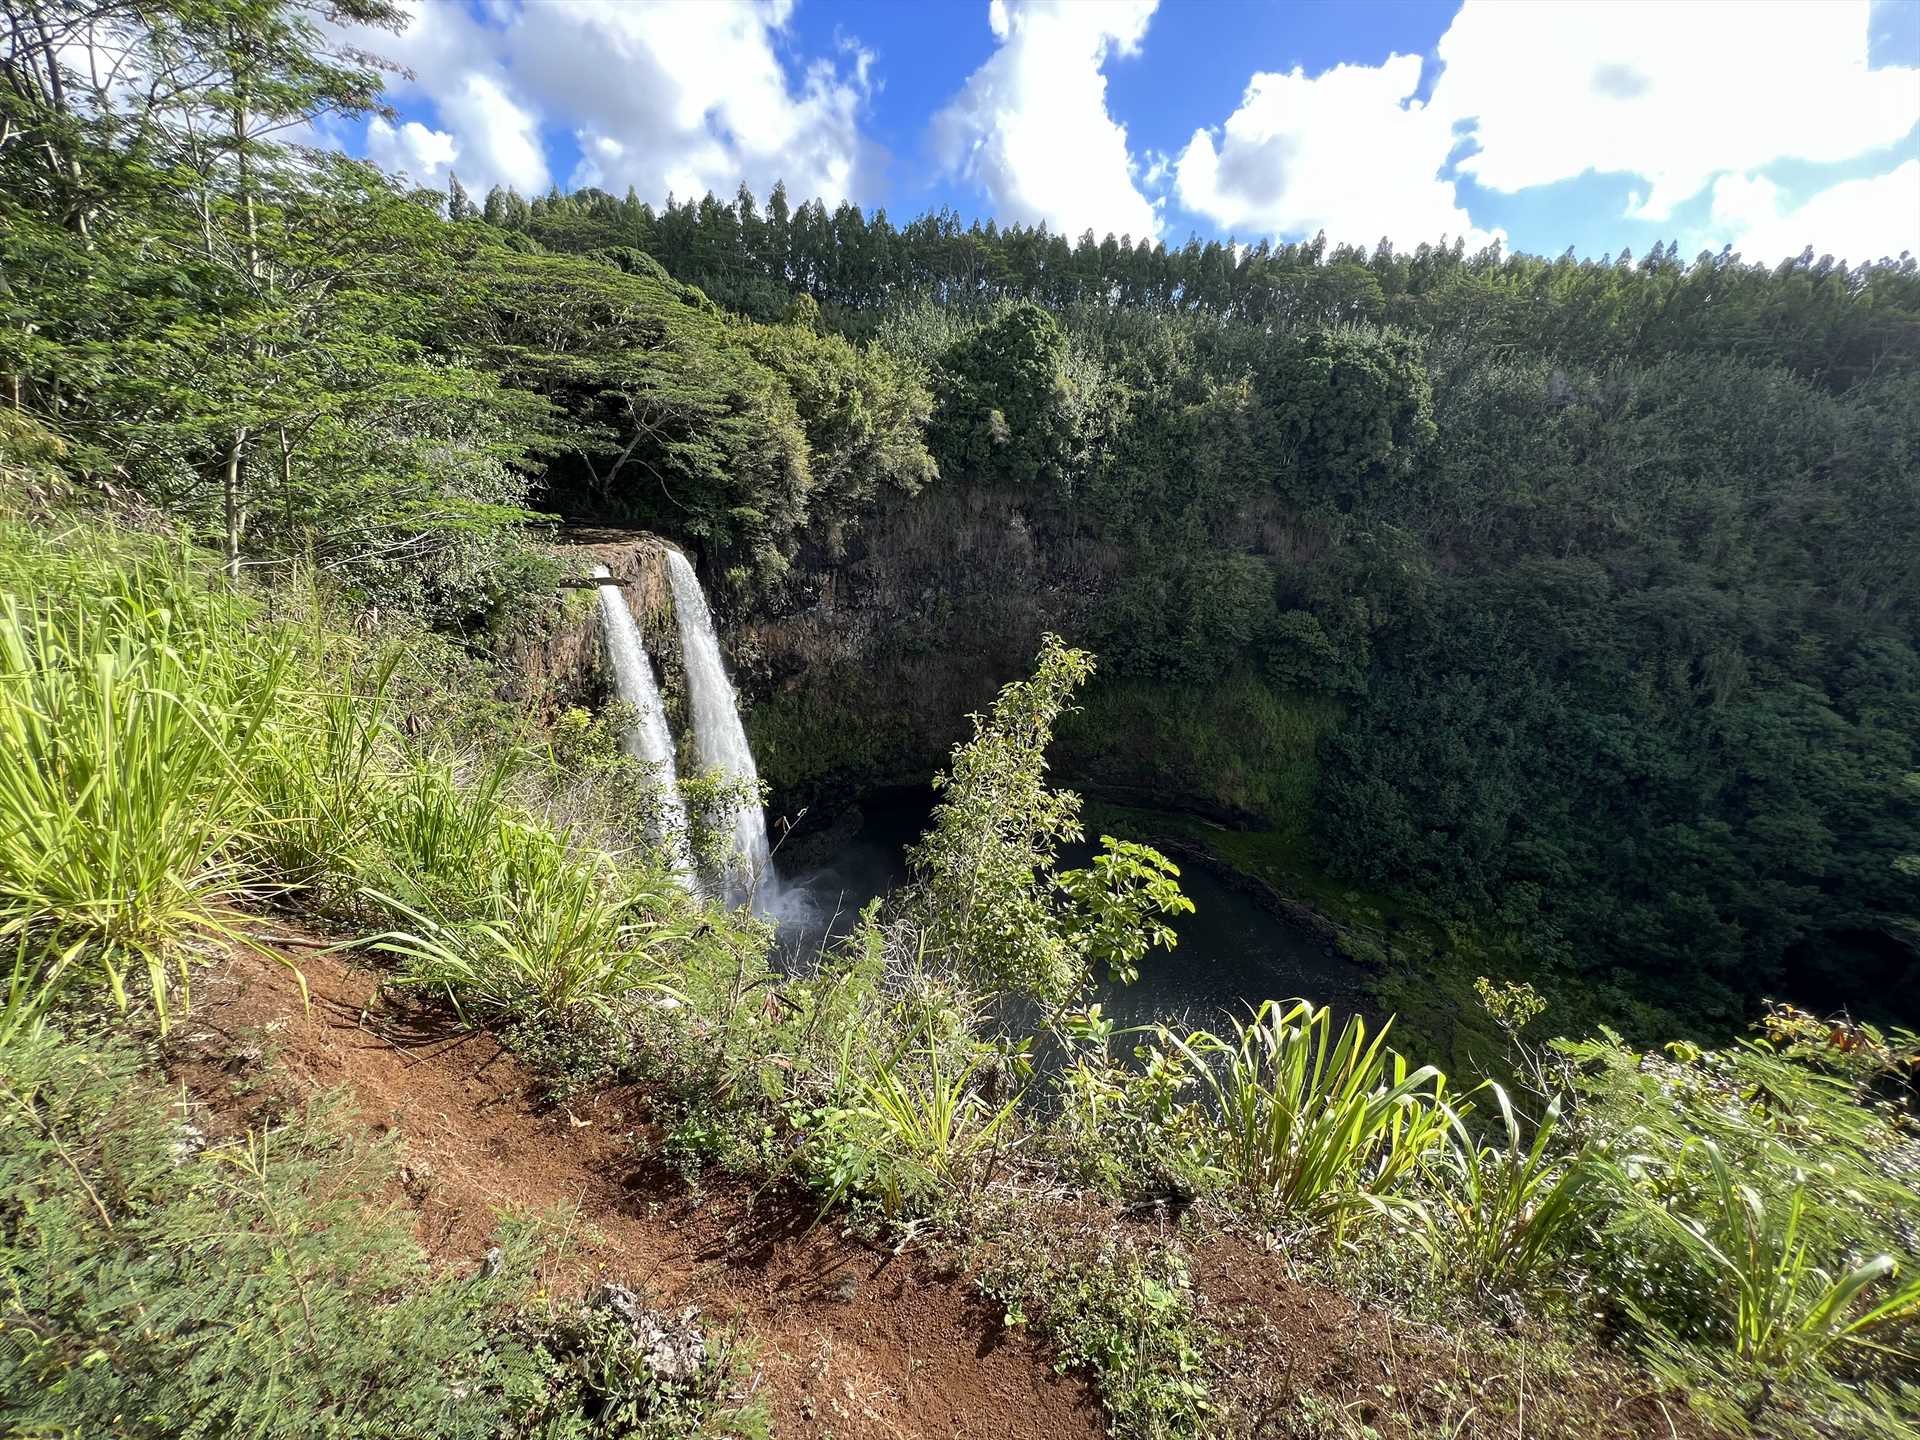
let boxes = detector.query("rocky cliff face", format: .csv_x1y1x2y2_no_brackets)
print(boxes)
738,482,1098,817
512,503,1299,838
499,530,681,721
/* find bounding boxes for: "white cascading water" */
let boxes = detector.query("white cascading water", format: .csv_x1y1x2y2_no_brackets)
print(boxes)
592,564,694,888
662,548,778,908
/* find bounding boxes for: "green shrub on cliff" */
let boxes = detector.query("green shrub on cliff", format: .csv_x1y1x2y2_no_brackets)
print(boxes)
905,633,1192,1008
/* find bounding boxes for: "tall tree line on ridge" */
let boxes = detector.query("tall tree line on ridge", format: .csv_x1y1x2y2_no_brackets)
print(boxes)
471,179,1920,390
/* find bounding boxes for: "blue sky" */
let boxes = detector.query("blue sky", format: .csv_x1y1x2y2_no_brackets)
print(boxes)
353,0,1920,264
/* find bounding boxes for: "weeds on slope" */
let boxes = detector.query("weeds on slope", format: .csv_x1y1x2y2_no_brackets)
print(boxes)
0,534,294,1033
0,519,717,1043
5,517,1917,1439
0,1024,768,1439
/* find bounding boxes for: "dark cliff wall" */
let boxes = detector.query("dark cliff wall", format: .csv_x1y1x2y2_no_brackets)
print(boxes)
739,482,1095,817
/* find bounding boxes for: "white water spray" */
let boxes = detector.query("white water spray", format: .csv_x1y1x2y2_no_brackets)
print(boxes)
592,564,693,887
662,549,777,907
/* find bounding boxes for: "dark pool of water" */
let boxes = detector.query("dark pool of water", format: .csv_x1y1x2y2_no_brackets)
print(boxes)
769,792,1377,1033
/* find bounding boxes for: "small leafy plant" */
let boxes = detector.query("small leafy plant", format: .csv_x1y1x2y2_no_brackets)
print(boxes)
1167,999,1453,1236
983,1237,1217,1440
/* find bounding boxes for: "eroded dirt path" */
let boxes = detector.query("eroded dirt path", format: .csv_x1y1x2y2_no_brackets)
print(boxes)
168,940,1105,1440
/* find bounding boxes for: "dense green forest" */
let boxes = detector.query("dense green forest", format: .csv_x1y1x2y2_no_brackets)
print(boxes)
466,182,1920,1030
6,0,1920,1043
4,5,1920,1438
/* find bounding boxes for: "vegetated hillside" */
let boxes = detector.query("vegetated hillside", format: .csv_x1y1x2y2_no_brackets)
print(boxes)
4,5,1920,1439
7,0,1918,1035
484,187,1920,1035
1,513,1915,1440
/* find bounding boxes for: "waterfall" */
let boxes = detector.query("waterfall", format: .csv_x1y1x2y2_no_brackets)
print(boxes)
591,565,693,887
662,548,777,907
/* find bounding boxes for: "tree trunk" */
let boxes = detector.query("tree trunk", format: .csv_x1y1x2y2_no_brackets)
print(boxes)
22,0,89,242
227,22,259,281
224,427,250,580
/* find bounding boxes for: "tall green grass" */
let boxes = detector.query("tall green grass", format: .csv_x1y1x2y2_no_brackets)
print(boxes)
245,653,398,896
1425,1085,1598,1291
0,519,704,1038
0,535,289,1031
367,815,690,1023
1623,1138,1920,1377
823,1023,1025,1215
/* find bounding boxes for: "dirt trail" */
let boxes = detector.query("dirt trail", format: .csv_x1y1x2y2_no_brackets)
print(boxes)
168,940,1105,1440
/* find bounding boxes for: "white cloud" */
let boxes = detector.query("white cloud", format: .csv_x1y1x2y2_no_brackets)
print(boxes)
439,71,548,195
515,0,875,203
1708,160,1920,264
1173,0,1913,255
1432,0,1917,221
932,0,1161,241
352,0,875,204
364,116,458,182
1175,54,1496,250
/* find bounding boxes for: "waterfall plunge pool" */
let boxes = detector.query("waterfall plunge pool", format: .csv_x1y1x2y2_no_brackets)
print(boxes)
768,789,1379,1034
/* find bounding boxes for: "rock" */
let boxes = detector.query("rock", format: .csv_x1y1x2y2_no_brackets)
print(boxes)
638,1306,708,1384
589,1285,707,1383
170,1120,206,1166
592,1281,650,1328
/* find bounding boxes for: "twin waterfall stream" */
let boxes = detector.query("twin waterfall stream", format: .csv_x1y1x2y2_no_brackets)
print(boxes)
590,553,1362,1021
591,556,778,910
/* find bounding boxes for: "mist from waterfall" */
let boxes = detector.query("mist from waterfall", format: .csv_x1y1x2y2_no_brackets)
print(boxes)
591,564,694,888
662,549,777,907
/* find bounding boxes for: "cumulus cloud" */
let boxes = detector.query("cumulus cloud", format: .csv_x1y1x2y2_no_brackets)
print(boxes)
513,0,875,203
932,0,1161,241
1174,0,1913,253
439,72,549,194
1175,54,1496,250
353,0,874,204
1432,0,1916,221
1707,160,1920,264
364,116,458,183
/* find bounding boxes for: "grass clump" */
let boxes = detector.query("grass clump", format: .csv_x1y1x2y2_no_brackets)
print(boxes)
0,532,293,1033
1167,999,1452,1237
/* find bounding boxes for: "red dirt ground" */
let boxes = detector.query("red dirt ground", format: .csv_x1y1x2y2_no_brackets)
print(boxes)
167,936,1724,1440
1183,1231,1718,1438
166,939,1106,1440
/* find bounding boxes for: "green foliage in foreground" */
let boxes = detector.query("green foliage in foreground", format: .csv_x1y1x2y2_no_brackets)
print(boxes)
0,517,739,1043
1167,999,1452,1238
2,516,1915,1440
0,1025,768,1439
0,531,297,1034
0,1026,528,1437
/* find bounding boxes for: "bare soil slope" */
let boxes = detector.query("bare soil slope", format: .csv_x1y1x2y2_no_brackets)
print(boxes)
166,939,1105,1440
166,936,1719,1440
